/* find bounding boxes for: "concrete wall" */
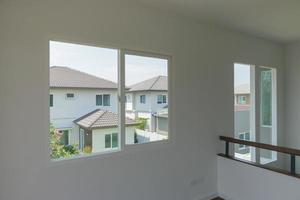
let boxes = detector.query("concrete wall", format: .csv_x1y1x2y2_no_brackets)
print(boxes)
0,0,284,200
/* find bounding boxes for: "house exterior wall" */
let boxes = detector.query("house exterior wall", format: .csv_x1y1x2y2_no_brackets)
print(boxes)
50,88,118,127
128,91,168,113
92,126,135,153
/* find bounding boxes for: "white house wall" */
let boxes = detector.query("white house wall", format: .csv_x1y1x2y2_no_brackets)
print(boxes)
92,126,135,153
50,88,118,128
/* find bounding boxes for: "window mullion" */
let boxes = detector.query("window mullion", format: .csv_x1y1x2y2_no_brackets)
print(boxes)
118,49,126,150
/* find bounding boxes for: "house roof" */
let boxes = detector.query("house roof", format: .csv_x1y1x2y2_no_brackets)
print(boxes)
129,76,167,92
235,84,250,94
74,109,139,129
50,66,118,89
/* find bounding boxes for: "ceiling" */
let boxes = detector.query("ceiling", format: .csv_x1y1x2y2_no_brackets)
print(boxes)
135,0,300,44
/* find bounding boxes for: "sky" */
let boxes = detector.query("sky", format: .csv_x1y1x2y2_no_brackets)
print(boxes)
50,41,168,85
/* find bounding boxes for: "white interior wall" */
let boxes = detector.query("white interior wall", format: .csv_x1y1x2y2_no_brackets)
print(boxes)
218,156,300,200
285,42,300,173
0,0,284,200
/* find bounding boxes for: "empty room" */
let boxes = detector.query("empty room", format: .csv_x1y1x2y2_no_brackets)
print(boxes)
1,0,300,200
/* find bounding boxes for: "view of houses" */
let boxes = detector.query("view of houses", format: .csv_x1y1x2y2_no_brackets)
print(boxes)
50,66,168,158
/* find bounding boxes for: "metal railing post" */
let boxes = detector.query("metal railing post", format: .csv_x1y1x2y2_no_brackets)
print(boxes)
225,141,229,157
291,155,296,175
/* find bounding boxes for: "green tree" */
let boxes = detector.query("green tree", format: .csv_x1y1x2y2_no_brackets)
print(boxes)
50,124,79,159
136,118,147,130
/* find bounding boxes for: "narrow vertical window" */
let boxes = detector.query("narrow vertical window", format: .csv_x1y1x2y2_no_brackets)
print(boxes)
50,94,53,107
103,94,110,106
96,95,102,106
140,95,146,104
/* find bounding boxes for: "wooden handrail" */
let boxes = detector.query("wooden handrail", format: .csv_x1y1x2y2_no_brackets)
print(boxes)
219,135,299,175
220,136,300,157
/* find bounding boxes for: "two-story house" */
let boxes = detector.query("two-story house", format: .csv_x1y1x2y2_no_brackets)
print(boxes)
50,66,138,153
125,76,168,132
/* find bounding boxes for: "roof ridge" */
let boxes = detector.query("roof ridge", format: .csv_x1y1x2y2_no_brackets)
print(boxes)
149,76,161,90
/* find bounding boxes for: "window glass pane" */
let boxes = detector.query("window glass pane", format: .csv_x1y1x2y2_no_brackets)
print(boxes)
125,54,168,145
234,63,253,161
59,130,69,145
103,94,110,106
49,41,119,160
105,134,111,148
112,133,118,148
96,95,102,106
66,93,74,98
50,94,53,107
261,70,272,126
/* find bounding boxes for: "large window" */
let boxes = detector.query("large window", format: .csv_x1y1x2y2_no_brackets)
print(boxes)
49,41,170,160
234,63,277,164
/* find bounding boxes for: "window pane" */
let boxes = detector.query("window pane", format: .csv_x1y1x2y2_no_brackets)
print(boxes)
49,41,119,160
103,94,110,106
125,54,168,145
50,94,53,107
261,70,272,126
105,134,111,148
66,93,74,98
234,63,252,161
112,133,118,148
59,130,69,145
96,95,102,106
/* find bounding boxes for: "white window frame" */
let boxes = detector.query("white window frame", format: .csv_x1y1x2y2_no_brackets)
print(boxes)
104,133,119,149
48,40,172,163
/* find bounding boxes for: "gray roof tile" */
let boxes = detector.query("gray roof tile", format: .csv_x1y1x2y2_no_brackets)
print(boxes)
50,66,118,89
74,109,138,129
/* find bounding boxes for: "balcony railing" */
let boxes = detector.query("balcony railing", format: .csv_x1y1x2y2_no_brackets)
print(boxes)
219,136,300,178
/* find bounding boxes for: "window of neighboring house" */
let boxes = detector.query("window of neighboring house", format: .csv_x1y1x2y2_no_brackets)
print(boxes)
103,94,110,106
58,130,69,146
140,95,146,104
238,96,247,104
96,95,103,106
50,94,53,107
157,95,167,104
66,93,75,99
125,95,131,103
105,133,118,149
238,132,250,150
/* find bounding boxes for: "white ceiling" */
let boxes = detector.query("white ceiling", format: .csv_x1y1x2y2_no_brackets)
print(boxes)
135,0,300,44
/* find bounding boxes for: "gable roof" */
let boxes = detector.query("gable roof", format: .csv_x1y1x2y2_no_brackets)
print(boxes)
235,84,250,94
129,76,167,92
50,66,118,89
74,109,138,129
